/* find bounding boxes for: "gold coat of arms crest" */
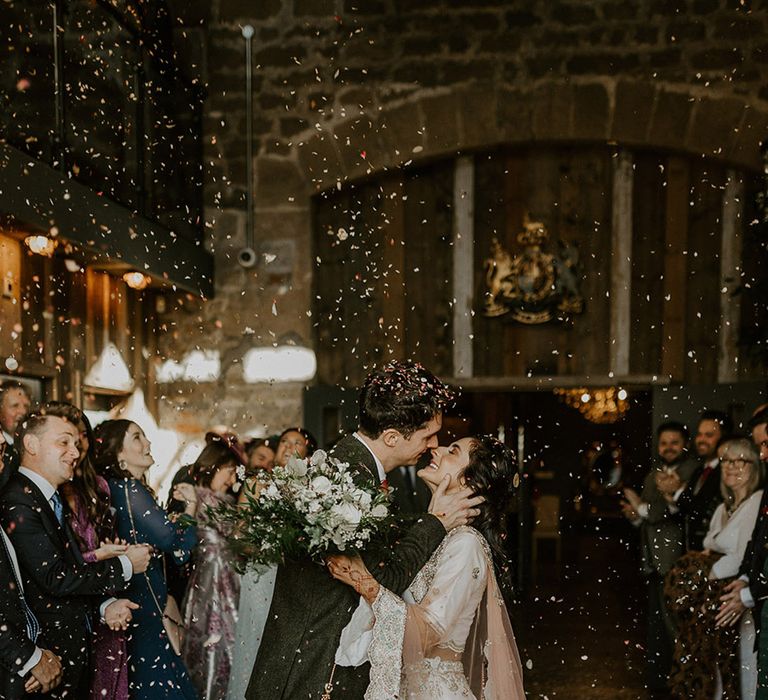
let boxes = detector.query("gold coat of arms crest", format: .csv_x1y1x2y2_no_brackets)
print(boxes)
483,216,584,324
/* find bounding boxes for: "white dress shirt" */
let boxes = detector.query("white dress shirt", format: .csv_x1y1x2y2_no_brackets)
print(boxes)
337,433,389,667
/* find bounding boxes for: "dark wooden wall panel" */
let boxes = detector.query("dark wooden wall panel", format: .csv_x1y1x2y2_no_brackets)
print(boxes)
630,153,667,376
472,147,612,378
661,157,690,381
473,152,508,377
312,146,761,387
556,148,612,376
403,162,454,377
685,162,726,383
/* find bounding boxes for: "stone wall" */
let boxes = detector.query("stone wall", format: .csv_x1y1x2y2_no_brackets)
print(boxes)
158,0,768,438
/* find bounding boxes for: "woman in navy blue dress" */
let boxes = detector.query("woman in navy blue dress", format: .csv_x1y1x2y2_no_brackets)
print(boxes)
94,419,199,700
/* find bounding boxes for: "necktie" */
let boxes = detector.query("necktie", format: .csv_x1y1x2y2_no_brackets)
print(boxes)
694,466,713,495
48,493,93,632
402,466,415,494
0,531,40,642
50,491,64,526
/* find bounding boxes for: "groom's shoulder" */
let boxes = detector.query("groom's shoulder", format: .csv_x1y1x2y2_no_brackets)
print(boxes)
329,434,375,469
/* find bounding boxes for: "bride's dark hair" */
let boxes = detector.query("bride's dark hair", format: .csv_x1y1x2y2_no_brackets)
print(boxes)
461,435,518,591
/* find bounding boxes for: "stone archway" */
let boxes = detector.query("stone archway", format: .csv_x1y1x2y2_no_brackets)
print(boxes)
293,79,767,192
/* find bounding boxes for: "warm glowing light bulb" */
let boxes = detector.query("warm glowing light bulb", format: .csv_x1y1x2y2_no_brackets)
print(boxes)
580,392,591,403
123,272,150,290
25,235,56,256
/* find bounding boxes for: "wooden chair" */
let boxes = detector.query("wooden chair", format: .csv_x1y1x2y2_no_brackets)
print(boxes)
532,494,562,573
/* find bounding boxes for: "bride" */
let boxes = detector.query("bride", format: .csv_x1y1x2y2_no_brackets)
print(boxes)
328,435,526,700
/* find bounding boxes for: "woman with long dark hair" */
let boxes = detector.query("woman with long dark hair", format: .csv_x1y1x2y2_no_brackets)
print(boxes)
328,435,525,699
93,419,198,700
181,436,244,700
41,403,131,700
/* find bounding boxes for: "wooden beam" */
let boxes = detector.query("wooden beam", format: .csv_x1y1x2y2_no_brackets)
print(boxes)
718,171,743,383
444,374,669,391
610,150,633,376
660,157,690,380
0,143,213,297
453,155,474,378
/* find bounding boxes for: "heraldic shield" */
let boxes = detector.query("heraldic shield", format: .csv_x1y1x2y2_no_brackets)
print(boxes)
483,215,584,324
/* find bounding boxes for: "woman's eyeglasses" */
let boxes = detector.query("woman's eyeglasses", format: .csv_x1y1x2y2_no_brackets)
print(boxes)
721,457,754,468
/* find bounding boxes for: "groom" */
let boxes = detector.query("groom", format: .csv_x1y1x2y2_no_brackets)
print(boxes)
247,361,483,699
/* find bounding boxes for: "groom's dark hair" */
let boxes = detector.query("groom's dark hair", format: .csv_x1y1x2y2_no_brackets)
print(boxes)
358,361,454,439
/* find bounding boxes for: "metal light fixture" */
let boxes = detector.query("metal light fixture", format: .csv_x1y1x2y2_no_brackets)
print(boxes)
24,235,56,256
123,271,151,290
555,387,630,424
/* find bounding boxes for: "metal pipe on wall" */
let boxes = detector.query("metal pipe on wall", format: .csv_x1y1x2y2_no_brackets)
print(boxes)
51,0,67,171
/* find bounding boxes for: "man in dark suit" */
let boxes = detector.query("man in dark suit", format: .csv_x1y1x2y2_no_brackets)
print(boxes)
0,411,150,698
0,429,62,699
658,409,732,551
623,421,698,693
0,380,32,477
387,455,433,515
716,407,768,634
247,361,483,700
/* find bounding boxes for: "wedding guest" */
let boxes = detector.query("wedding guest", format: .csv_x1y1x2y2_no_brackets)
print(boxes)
244,437,275,473
167,431,242,604
662,410,733,551
181,435,245,700
665,437,763,700
227,427,316,700
43,403,130,700
1,412,147,698
0,427,63,699
716,408,768,698
94,419,199,700
0,380,31,475
327,435,525,699
272,427,317,468
622,421,698,694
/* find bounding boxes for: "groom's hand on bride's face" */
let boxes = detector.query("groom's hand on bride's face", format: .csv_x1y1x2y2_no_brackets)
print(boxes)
429,474,484,532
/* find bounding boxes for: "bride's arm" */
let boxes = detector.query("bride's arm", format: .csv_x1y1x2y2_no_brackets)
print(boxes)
329,531,488,651
327,555,380,602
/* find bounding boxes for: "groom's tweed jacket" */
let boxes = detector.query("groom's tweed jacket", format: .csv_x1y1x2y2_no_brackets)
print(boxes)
246,434,446,700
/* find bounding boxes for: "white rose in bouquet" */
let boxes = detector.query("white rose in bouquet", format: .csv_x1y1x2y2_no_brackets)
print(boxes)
309,449,327,467
311,475,333,495
285,455,309,478
371,504,389,519
353,489,372,509
332,502,363,530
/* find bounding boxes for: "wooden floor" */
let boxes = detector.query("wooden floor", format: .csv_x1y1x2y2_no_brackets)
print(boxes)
513,524,656,700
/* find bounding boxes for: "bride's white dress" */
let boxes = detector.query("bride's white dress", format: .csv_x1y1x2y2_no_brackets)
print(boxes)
364,526,525,700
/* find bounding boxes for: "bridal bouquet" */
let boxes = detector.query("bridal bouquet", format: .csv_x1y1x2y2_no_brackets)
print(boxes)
215,450,392,569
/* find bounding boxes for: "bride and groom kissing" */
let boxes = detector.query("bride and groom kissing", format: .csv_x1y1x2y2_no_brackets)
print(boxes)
246,361,525,700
